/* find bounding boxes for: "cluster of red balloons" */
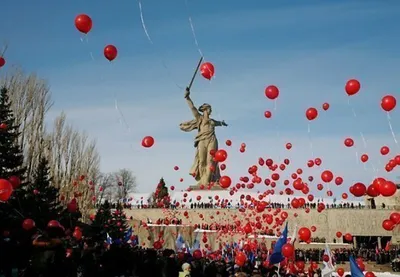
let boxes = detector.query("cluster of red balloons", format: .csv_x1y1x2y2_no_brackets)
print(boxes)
74,14,118,62
0,176,21,202
351,177,398,198
382,212,400,231
384,153,400,172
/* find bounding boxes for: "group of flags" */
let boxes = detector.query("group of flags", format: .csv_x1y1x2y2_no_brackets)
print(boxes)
268,222,368,277
175,232,201,254
105,226,138,246
106,221,375,277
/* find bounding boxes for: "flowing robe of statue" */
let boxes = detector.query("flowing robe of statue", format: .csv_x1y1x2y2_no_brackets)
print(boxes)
179,92,226,188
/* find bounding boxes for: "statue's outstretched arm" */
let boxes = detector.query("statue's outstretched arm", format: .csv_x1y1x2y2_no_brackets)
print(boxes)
212,119,228,127
184,87,200,119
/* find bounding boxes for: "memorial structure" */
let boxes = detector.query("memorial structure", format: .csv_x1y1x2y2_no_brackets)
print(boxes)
179,87,227,190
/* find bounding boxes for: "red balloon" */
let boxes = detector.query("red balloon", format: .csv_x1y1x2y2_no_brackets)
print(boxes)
243,223,252,234
265,85,279,100
344,138,354,147
345,79,360,96
73,229,83,240
47,220,62,229
0,179,13,202
306,107,318,121
22,218,35,230
193,249,202,259
67,198,78,213
390,212,400,224
0,57,5,68
141,136,155,148
379,181,397,197
360,154,369,163
380,146,390,155
104,45,118,61
351,182,366,197
335,177,343,186
200,62,215,80
219,176,231,189
344,233,352,241
337,268,345,277
382,219,395,231
366,184,380,197
381,95,396,112
264,110,272,118
336,231,342,238
282,243,294,257
321,170,333,183
214,149,228,162
322,102,330,111
74,14,93,34
365,272,375,277
298,227,311,241
8,176,21,189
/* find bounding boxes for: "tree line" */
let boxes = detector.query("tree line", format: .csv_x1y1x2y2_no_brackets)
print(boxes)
0,67,137,220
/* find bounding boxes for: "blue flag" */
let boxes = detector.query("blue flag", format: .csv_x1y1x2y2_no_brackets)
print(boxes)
175,233,185,250
106,233,113,245
124,227,133,243
269,222,288,264
350,256,364,277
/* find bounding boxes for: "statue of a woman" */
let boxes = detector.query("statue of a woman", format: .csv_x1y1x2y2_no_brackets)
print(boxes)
179,87,227,188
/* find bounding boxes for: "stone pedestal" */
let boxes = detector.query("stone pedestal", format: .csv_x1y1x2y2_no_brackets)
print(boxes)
189,183,226,191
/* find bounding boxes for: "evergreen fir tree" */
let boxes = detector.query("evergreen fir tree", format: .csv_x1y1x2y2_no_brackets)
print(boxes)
108,202,128,241
91,200,113,242
24,156,63,229
150,177,170,208
0,86,27,229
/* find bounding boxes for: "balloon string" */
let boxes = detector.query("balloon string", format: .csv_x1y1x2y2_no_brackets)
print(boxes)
386,112,399,147
360,132,367,149
136,0,183,90
137,0,153,44
106,62,136,152
347,98,368,148
79,35,95,61
184,0,203,57
354,149,360,165
307,123,314,158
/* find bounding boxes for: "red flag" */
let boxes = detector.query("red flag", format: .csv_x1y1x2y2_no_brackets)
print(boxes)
385,240,391,251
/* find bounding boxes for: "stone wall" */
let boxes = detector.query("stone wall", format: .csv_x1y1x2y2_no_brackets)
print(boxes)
124,207,400,250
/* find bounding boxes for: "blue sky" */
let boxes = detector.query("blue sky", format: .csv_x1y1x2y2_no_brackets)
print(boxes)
1,0,400,196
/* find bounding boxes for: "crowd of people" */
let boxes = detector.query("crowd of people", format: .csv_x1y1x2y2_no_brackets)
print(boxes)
1,221,399,277
122,201,376,210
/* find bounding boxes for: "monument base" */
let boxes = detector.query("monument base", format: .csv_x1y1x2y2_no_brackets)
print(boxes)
189,183,225,191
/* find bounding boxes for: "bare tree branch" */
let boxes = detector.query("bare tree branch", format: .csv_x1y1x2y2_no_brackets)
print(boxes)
0,68,53,182
112,168,137,201
1,68,101,222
